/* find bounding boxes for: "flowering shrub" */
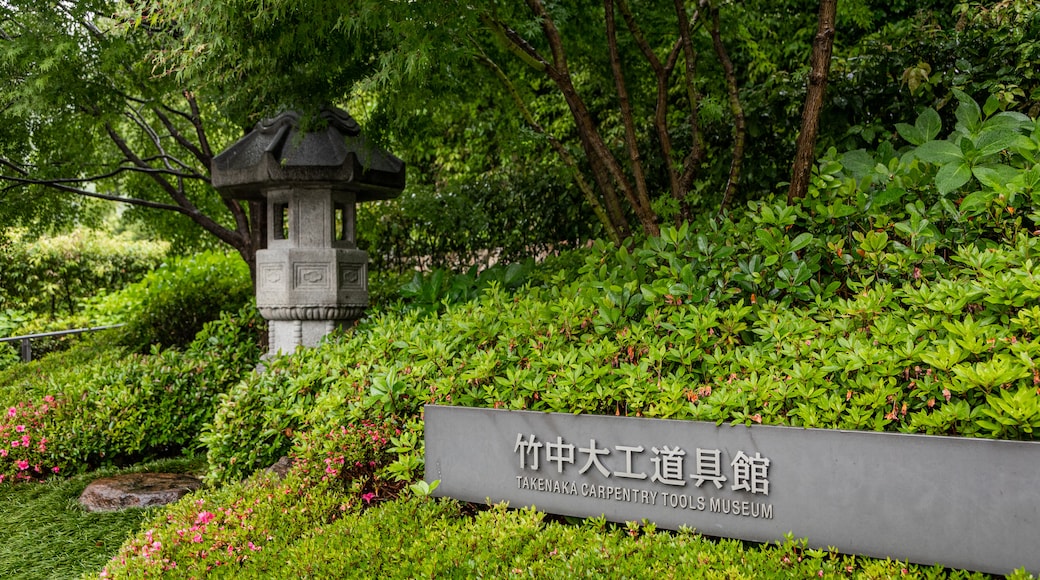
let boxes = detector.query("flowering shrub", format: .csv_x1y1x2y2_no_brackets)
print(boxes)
0,304,262,481
291,419,402,503
97,495,1014,579
97,471,349,578
0,396,62,483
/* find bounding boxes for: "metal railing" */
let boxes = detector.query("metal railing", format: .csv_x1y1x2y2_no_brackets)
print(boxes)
0,324,124,362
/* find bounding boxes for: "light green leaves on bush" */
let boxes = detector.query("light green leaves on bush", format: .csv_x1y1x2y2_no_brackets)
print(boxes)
908,91,1036,195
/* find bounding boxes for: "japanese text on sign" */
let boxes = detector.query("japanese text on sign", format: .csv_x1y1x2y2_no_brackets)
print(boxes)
514,433,771,495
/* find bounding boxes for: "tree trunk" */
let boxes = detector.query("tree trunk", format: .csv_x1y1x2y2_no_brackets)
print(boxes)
787,0,837,202
244,200,267,284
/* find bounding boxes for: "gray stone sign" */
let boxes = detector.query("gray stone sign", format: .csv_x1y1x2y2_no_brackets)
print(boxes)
425,405,1040,575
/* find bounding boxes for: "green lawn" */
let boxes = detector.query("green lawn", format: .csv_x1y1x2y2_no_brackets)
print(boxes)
0,458,202,580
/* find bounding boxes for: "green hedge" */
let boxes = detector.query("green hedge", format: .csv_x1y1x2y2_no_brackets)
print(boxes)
94,251,254,352
0,228,166,318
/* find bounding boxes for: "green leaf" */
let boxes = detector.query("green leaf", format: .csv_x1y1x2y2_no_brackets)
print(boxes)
952,88,982,133
958,190,995,214
841,149,875,179
915,108,942,141
935,162,972,195
984,111,1033,132
789,232,814,253
983,94,1001,117
914,141,963,164
896,123,925,146
972,164,1019,190
872,187,906,208
974,128,1020,158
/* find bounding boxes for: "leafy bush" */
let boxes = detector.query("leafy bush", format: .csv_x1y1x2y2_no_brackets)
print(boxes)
201,343,348,483
0,339,123,405
0,396,62,483
0,228,167,318
98,251,253,352
199,94,1040,485
96,488,1013,579
0,305,262,479
358,172,598,275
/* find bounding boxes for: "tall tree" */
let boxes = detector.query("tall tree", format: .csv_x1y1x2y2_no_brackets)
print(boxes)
140,0,761,239
0,2,266,278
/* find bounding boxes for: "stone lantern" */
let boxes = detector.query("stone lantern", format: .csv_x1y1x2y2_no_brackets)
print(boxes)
211,108,405,355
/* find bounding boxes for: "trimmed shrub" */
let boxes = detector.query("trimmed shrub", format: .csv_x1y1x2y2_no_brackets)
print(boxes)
0,228,167,318
98,251,253,352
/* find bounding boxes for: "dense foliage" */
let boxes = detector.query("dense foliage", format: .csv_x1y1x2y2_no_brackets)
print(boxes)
0,228,168,368
198,95,1040,486
96,252,254,352
1,94,1038,577
90,469,1025,579
0,228,167,319
0,305,261,482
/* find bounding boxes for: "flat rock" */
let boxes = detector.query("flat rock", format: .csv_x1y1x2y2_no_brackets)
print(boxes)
79,472,203,513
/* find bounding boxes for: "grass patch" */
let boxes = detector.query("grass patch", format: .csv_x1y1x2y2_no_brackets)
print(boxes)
0,456,204,580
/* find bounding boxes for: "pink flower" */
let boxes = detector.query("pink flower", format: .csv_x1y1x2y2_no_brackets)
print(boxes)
196,511,216,525
16,460,29,471
0,449,7,457
51,466,60,474
6,408,15,418
192,534,203,543
43,395,54,403
362,492,376,504
14,425,24,433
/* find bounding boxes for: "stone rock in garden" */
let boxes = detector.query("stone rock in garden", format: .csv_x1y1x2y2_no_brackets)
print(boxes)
78,472,203,513
265,455,294,479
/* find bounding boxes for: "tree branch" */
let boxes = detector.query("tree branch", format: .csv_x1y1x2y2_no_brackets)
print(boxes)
0,177,186,213
184,92,214,162
474,47,621,245
675,0,705,197
617,0,684,206
788,0,837,202
605,0,653,218
0,159,203,184
0,157,28,176
522,0,657,236
123,108,209,180
104,121,242,248
523,0,571,77
481,14,550,72
154,107,210,167
705,0,745,214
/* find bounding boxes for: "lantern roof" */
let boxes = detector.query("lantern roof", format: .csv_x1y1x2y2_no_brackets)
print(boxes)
211,107,405,201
